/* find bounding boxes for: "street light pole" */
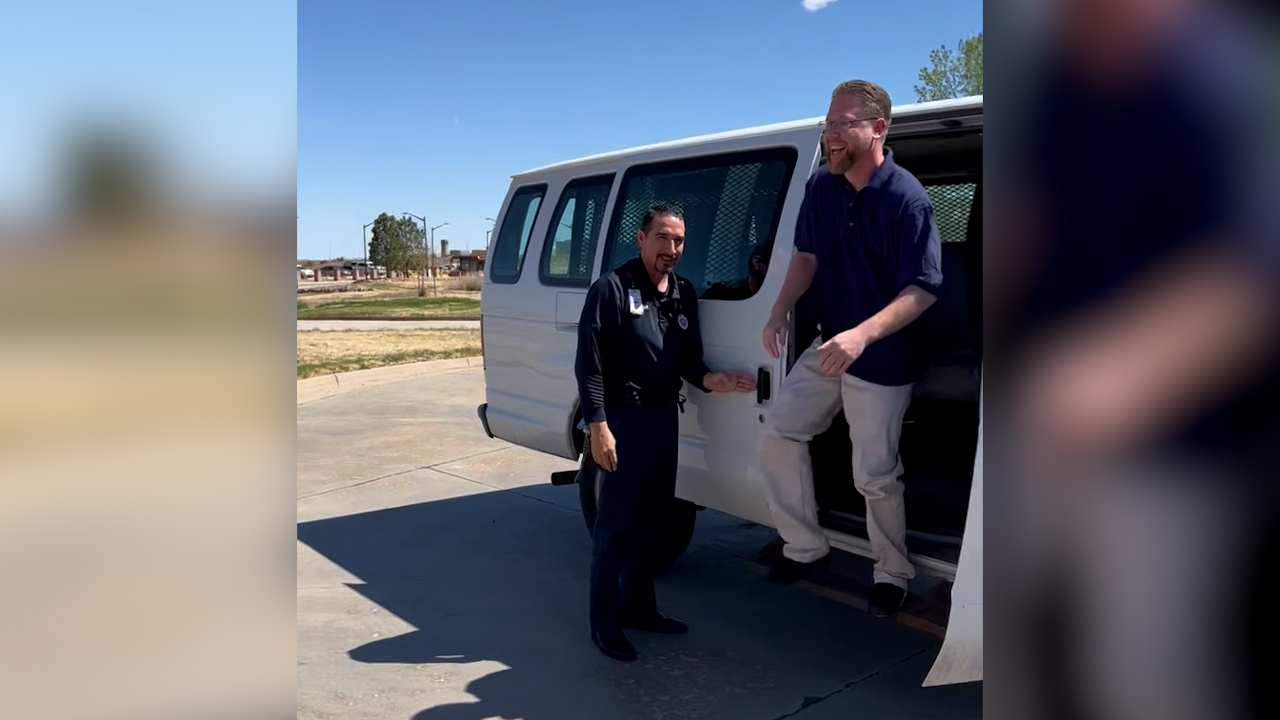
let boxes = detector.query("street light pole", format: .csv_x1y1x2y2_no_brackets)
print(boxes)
430,222,449,297
362,220,375,280
483,216,498,260
402,212,428,297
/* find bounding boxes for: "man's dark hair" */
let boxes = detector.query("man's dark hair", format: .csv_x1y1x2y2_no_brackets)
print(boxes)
639,203,684,232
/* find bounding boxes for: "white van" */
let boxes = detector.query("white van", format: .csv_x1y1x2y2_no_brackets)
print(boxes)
476,96,982,687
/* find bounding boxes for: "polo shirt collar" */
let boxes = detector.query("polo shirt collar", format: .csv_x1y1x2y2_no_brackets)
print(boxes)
865,148,897,190
837,148,897,192
623,257,678,301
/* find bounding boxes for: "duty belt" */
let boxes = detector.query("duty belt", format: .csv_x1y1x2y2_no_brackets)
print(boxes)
614,384,687,414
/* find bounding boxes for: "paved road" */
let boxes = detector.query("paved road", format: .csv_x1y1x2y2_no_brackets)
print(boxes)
298,319,480,331
297,363,981,720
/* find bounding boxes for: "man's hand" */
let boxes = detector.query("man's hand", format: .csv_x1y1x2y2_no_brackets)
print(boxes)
816,328,868,376
588,422,618,472
762,309,789,358
703,371,757,393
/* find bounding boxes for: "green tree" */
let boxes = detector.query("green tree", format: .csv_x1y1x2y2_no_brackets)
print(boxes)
367,213,398,271
914,32,983,102
397,216,426,277
368,213,426,276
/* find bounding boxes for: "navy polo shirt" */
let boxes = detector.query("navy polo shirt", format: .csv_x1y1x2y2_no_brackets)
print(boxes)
794,149,943,386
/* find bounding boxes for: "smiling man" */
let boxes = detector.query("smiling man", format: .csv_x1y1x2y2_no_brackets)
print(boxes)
759,80,943,616
575,203,756,661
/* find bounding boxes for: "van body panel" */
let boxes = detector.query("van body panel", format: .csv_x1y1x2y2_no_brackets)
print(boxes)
554,292,586,329
482,171,613,458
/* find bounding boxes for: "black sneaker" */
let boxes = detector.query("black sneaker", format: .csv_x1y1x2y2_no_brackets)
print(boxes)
868,582,907,617
767,554,830,585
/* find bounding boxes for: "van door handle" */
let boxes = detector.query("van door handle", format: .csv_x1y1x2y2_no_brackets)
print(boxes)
757,368,771,404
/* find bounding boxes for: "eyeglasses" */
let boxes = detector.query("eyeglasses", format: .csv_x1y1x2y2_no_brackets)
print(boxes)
820,118,877,133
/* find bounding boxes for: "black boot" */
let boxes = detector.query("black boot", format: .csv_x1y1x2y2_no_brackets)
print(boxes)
591,630,638,661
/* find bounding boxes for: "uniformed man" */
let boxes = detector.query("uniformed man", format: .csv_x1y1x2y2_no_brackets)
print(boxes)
575,203,756,662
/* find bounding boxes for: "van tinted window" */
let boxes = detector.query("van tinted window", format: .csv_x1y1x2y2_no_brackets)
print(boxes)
489,185,546,284
540,174,614,286
603,148,797,300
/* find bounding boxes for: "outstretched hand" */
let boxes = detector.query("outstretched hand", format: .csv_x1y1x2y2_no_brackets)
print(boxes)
703,371,757,393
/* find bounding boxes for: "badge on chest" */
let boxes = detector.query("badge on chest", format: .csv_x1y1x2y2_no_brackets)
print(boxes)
627,289,646,316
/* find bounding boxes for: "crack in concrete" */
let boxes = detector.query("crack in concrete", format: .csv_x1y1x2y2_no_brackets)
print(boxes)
424,465,581,514
296,447,511,500
764,646,934,720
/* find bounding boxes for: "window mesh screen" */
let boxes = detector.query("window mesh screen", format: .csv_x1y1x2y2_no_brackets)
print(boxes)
577,198,599,277
606,157,791,295
541,175,613,284
925,183,975,243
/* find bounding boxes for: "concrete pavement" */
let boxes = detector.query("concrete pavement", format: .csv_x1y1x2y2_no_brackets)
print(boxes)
297,361,982,720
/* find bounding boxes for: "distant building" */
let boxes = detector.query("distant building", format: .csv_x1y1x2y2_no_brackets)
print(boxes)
446,249,485,275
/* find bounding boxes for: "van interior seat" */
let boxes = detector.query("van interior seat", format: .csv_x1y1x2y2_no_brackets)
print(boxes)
911,187,981,404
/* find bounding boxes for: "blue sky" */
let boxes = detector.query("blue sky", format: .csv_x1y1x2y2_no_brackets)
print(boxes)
0,1,296,220
300,0,981,261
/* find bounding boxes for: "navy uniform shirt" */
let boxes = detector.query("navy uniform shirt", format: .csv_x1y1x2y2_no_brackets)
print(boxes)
575,257,713,424
795,149,944,386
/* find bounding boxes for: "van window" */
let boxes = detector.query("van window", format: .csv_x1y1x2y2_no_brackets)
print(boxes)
602,148,797,300
539,174,614,286
924,182,976,243
489,184,546,284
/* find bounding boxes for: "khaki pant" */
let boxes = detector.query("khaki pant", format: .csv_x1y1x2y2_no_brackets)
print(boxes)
759,338,915,588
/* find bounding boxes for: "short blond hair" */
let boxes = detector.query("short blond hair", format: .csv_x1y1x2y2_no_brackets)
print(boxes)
831,80,892,126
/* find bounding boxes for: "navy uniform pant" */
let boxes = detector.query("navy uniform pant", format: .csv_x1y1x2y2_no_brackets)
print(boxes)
589,405,679,636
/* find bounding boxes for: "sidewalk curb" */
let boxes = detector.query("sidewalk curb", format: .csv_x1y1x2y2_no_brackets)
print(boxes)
297,357,482,406
296,316,481,322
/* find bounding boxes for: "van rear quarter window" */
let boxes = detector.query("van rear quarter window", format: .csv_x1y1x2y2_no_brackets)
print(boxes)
602,148,797,300
489,184,546,284
540,174,615,287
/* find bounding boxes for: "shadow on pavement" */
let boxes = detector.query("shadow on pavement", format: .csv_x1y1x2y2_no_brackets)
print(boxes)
298,483,982,720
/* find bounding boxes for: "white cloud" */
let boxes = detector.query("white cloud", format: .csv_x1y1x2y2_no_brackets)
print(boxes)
802,0,837,11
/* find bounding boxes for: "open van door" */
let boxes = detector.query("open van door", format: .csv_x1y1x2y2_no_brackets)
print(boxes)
923,385,982,686
592,125,824,529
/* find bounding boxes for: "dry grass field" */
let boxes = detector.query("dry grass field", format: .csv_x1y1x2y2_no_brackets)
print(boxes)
296,329,481,378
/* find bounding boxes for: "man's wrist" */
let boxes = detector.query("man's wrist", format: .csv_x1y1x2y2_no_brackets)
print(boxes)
846,324,874,344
